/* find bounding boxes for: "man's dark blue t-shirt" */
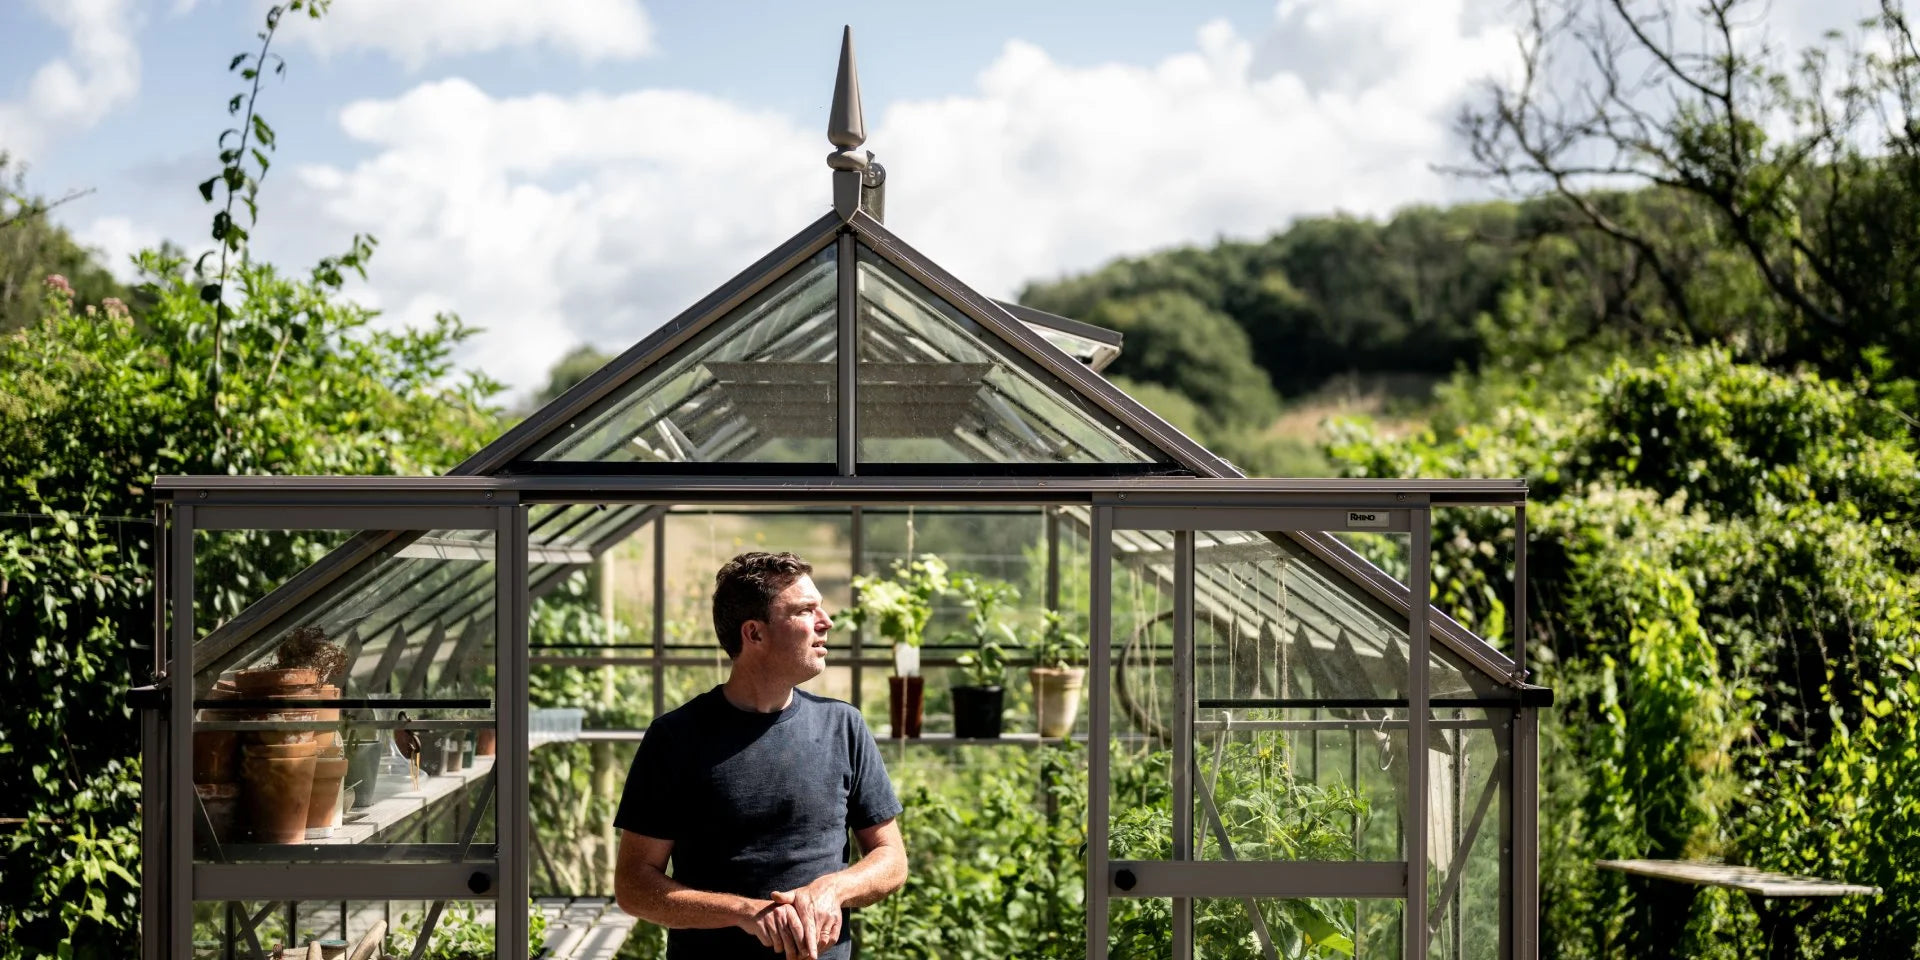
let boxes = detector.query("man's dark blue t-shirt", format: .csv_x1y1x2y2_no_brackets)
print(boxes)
615,686,902,960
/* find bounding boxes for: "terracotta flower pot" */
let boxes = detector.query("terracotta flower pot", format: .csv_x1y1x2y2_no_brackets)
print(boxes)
312,684,341,750
236,668,321,748
888,676,924,738
241,753,317,843
244,740,321,760
475,728,496,756
1030,667,1086,739
194,681,242,784
234,667,318,696
195,781,240,846
306,753,350,830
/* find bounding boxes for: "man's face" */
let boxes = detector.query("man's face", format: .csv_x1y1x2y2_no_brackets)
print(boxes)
754,575,833,681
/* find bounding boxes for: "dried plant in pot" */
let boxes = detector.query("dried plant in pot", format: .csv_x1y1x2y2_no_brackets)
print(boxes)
274,625,349,747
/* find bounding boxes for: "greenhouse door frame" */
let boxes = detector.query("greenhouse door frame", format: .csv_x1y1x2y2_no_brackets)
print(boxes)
1088,502,1438,960
151,498,531,960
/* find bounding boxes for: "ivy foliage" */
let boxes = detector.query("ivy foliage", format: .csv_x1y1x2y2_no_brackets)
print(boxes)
0,248,500,956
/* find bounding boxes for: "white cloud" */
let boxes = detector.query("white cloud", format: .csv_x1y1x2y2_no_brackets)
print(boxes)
286,0,654,70
288,0,1521,398
74,214,164,282
0,0,142,163
288,78,819,397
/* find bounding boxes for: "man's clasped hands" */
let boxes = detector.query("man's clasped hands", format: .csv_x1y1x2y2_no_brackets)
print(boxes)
741,875,843,958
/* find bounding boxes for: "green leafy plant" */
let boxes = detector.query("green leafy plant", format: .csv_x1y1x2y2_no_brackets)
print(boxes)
847,554,949,652
390,900,548,959
1028,609,1088,672
947,573,1020,688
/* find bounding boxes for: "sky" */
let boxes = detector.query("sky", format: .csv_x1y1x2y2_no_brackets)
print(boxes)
0,0,1877,401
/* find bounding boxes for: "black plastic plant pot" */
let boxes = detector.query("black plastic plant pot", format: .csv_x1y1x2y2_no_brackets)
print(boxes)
952,685,1005,739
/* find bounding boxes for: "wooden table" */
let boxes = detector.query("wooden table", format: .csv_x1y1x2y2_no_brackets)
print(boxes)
1596,859,1880,960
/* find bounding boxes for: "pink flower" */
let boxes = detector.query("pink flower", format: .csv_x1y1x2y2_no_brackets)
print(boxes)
43,274,73,298
102,297,129,319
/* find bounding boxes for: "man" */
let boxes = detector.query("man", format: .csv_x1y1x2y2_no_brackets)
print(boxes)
613,551,907,959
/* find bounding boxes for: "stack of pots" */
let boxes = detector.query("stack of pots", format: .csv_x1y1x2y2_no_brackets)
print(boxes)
191,679,243,845
304,682,348,837
235,667,321,843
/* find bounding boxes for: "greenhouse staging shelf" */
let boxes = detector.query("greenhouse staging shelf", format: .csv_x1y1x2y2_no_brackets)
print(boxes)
325,755,495,846
497,898,637,960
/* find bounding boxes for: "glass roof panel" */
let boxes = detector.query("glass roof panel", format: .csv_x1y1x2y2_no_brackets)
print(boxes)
527,247,837,464
196,527,500,697
854,244,1162,465
1100,524,1499,700
1028,324,1118,371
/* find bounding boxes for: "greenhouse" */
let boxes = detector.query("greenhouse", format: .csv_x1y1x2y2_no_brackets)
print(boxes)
133,30,1548,960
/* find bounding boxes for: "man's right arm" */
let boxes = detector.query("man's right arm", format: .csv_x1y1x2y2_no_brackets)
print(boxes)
614,829,810,954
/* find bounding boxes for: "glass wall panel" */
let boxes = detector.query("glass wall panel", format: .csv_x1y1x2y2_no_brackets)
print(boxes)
190,525,496,868
194,529,356,640
526,246,837,464
1192,708,1406,865
1108,547,1175,860
189,898,506,960
854,244,1162,465
1110,898,1403,959
1425,709,1510,960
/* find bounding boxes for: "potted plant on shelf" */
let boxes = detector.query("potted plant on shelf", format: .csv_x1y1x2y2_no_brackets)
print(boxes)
848,555,948,738
1028,610,1089,739
947,574,1019,739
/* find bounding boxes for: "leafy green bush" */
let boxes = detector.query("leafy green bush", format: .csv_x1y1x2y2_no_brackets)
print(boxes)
1330,347,1920,959
0,245,498,959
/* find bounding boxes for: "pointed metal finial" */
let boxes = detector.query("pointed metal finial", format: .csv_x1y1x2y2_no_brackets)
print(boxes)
828,26,865,153
827,26,873,219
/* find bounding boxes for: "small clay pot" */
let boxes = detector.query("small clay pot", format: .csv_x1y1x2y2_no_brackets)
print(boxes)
244,740,321,760
1030,667,1086,739
312,684,341,750
306,753,349,830
192,729,240,784
193,682,243,784
195,781,240,845
888,676,925,738
233,667,319,696
475,728,496,756
441,736,465,774
241,753,316,843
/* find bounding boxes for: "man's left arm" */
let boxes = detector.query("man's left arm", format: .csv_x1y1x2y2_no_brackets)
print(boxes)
772,819,907,953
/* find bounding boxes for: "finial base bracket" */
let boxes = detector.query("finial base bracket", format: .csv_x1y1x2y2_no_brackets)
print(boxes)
833,169,863,220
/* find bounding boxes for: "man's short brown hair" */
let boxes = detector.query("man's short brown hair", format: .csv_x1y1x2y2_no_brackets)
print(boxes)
711,552,813,658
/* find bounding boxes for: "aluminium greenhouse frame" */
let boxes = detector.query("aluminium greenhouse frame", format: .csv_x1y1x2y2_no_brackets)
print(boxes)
143,475,1542,960
135,27,1546,959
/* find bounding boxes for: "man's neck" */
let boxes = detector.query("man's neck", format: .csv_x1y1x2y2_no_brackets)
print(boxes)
721,668,795,714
